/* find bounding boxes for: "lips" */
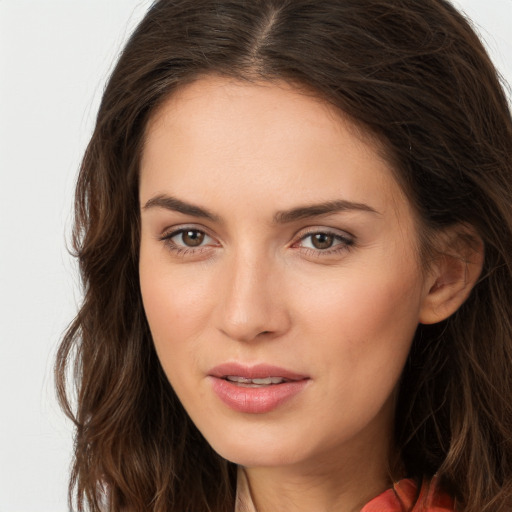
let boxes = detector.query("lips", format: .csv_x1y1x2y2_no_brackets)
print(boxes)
209,363,308,382
208,363,309,413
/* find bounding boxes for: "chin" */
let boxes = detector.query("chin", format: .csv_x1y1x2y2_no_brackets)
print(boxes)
201,425,313,468
215,443,299,468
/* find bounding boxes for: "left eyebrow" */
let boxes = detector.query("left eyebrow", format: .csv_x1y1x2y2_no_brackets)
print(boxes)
273,200,380,224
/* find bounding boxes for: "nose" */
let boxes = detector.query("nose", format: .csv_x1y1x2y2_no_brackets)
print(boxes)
215,251,291,343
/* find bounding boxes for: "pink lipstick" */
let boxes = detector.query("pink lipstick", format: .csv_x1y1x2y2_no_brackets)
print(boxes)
208,363,309,414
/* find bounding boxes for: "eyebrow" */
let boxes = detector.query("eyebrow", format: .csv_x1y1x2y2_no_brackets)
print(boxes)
142,194,379,223
273,199,380,223
143,194,220,222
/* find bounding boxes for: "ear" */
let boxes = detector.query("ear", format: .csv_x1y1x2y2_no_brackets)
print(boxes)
419,226,484,325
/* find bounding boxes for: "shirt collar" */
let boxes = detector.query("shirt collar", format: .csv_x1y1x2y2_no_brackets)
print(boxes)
234,466,453,512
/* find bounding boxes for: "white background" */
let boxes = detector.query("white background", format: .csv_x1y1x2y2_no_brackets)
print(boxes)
0,1,511,511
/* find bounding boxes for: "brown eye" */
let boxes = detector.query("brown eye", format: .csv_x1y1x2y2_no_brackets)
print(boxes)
161,227,217,254
181,230,205,247
311,233,334,249
296,230,354,253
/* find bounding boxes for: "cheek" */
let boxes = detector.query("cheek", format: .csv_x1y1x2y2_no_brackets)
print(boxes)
296,263,424,379
292,270,423,439
140,267,212,415
139,247,215,375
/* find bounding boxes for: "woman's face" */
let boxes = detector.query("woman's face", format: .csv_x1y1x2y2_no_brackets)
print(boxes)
139,76,433,471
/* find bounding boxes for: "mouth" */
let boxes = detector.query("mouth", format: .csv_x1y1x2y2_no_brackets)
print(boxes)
209,362,308,383
208,363,309,413
223,375,292,387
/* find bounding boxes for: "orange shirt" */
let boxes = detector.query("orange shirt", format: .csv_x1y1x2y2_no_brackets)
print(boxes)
362,477,454,511
235,469,454,512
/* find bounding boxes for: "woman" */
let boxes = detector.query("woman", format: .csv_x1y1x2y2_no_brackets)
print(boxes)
56,0,512,511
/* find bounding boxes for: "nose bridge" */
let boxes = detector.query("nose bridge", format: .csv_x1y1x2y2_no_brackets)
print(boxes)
217,244,289,342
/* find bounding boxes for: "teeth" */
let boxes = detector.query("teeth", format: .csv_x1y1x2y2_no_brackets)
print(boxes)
226,376,252,384
226,376,287,385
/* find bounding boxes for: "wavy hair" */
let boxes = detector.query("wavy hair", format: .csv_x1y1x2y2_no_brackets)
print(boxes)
56,0,512,510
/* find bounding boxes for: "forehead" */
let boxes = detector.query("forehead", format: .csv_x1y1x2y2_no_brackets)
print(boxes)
140,76,408,219
144,76,383,161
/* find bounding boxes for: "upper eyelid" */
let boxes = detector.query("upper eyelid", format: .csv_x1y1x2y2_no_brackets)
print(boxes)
160,224,214,238
161,228,213,243
294,226,355,240
294,233,353,249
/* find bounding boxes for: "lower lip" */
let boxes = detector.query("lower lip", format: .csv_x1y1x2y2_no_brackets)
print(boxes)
209,377,309,414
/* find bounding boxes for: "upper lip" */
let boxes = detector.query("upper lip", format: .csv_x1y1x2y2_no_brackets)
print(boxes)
209,363,309,381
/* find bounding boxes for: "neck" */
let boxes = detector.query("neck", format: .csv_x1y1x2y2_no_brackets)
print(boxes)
240,437,397,512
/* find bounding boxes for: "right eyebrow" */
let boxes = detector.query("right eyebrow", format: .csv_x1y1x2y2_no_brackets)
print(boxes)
142,194,221,222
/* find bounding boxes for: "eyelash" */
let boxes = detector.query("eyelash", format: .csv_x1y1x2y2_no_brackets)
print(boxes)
293,229,355,257
159,228,216,257
159,227,355,258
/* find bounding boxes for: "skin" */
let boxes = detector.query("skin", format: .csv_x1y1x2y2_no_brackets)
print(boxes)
138,76,477,512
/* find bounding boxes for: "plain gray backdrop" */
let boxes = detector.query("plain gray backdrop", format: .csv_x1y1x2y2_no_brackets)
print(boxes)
0,1,511,510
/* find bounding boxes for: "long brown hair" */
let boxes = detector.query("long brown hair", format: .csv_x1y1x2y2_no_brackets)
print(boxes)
56,0,512,510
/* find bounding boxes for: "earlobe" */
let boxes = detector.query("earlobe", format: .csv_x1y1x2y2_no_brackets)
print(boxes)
419,228,484,325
